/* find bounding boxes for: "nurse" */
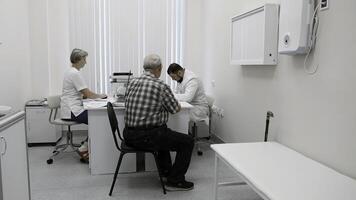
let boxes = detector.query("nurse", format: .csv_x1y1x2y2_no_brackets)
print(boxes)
61,48,107,162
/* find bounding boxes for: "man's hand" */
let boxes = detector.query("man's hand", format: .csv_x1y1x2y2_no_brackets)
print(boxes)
177,103,181,112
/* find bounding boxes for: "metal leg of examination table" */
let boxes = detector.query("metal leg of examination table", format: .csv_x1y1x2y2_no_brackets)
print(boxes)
213,154,219,200
213,153,247,200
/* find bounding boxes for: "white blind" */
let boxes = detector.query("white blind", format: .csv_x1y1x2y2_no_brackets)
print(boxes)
69,0,184,94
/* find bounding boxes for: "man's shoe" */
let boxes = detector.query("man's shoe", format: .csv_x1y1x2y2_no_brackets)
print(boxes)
165,180,194,191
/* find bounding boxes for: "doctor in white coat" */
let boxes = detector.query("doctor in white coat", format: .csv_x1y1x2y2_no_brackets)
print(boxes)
167,63,209,122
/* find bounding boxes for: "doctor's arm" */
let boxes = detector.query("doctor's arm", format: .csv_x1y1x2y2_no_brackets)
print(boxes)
174,79,198,102
80,88,107,99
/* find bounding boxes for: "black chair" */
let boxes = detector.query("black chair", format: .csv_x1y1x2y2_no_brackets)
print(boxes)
106,102,167,196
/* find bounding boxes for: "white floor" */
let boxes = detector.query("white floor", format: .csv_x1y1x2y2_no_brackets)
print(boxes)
28,136,262,200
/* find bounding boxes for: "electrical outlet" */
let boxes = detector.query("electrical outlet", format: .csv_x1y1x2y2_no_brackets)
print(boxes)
320,0,329,11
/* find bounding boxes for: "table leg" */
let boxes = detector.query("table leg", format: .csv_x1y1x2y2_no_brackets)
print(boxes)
213,153,219,200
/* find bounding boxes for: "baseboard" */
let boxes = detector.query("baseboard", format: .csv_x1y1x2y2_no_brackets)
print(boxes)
210,134,225,144
28,142,56,147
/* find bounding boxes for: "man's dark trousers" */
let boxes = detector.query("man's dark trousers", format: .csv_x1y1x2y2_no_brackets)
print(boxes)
123,124,194,183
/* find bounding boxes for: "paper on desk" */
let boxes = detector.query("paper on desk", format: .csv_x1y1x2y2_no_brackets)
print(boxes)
83,99,108,109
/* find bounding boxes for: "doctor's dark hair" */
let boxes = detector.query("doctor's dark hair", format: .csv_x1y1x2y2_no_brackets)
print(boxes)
167,63,183,74
70,48,88,64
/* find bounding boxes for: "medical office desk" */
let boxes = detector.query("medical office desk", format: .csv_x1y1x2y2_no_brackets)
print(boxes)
85,101,193,175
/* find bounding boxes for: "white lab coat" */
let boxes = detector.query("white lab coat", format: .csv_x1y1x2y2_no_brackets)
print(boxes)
174,69,209,122
61,67,87,119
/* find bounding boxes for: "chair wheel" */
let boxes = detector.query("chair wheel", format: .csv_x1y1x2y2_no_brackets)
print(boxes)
197,151,203,156
47,159,53,164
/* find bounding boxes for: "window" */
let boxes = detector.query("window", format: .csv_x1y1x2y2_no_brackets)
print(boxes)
69,0,185,94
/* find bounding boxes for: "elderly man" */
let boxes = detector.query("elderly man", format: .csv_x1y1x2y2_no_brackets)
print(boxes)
167,63,209,122
123,54,194,191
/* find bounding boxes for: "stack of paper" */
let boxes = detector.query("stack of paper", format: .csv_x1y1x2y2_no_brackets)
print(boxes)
83,99,108,109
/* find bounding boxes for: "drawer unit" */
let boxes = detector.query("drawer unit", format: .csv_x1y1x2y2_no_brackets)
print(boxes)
25,106,61,146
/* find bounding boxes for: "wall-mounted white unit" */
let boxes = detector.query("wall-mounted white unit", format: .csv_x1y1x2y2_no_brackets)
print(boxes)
279,0,314,55
230,4,279,65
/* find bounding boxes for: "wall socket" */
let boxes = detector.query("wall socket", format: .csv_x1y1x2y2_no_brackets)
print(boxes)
320,0,329,11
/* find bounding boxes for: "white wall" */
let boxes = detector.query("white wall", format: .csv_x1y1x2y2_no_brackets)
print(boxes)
28,0,50,99
0,0,32,110
183,0,204,75
0,0,69,109
185,0,356,178
29,0,70,98
47,0,70,95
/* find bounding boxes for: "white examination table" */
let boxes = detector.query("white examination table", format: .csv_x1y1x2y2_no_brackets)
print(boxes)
211,142,356,200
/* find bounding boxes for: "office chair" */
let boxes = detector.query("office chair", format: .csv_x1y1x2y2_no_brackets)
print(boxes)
191,95,215,156
46,95,81,164
106,102,167,196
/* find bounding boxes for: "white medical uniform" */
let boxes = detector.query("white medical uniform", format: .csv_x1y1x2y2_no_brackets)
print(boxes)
60,67,87,119
174,69,209,122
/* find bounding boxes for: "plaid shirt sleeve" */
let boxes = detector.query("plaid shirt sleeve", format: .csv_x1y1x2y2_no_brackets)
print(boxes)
161,84,180,114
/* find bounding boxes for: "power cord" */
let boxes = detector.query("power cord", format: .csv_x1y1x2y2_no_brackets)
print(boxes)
304,0,321,75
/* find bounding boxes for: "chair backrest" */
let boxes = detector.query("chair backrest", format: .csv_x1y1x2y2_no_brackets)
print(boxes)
206,94,215,109
106,102,123,151
47,95,61,109
47,95,61,124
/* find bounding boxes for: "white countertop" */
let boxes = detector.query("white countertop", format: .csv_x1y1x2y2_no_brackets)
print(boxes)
0,110,25,132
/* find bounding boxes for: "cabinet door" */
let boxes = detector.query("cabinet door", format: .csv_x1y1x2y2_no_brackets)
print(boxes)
26,107,60,143
0,119,30,200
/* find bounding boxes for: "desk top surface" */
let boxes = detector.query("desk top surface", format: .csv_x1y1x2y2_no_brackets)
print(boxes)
84,99,193,110
211,142,356,200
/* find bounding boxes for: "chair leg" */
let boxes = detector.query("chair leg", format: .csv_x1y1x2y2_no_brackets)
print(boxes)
192,123,203,156
153,152,167,194
68,126,81,148
109,153,124,196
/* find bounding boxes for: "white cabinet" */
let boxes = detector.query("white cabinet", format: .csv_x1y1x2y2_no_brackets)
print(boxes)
0,111,30,200
230,4,279,65
25,106,61,146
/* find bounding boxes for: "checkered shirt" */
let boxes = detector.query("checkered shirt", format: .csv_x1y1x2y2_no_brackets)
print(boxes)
124,71,180,127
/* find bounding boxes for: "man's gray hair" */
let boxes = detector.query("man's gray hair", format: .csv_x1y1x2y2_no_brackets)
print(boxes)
70,48,88,64
143,54,162,70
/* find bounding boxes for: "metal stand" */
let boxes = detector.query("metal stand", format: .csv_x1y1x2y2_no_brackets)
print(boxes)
46,126,81,164
264,111,274,142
